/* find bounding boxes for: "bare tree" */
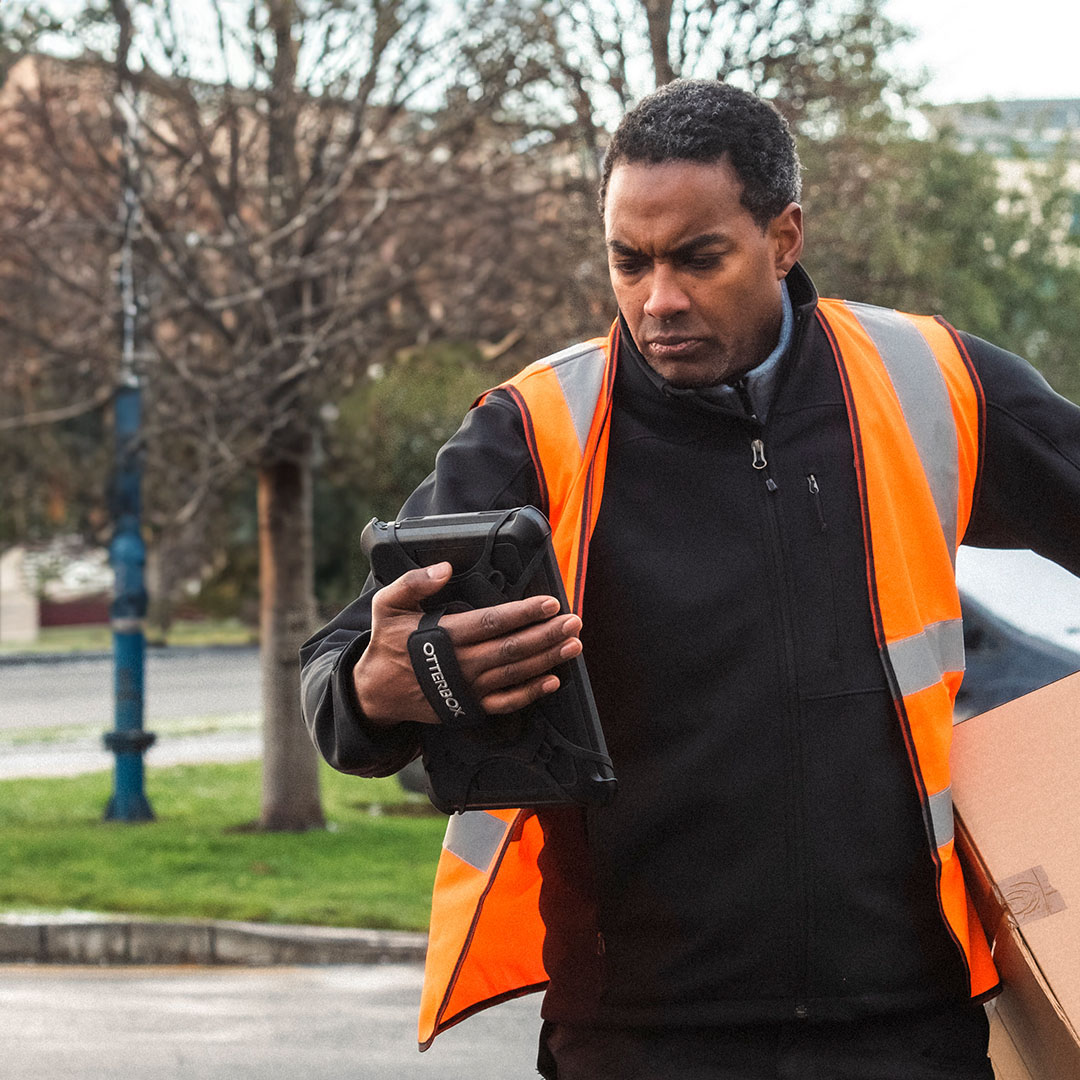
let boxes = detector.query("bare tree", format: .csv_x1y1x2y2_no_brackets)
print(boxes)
1,0,574,828
0,49,118,545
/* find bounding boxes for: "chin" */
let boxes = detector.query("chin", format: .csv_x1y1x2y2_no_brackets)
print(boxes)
645,350,742,390
659,365,730,389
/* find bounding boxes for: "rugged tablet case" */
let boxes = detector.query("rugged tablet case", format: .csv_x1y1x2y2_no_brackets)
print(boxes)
360,506,617,813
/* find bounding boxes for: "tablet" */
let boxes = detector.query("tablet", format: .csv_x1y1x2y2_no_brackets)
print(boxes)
360,506,617,813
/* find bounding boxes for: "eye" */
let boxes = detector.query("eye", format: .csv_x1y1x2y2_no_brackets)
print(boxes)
681,253,722,271
611,258,647,275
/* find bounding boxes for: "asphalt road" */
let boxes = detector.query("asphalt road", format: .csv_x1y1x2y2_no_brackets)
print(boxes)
0,647,264,778
0,963,542,1080
0,647,261,732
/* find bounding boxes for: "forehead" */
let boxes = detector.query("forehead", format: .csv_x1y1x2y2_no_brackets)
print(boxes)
604,159,756,248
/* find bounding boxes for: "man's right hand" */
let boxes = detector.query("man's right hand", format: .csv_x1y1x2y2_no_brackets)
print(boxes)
352,561,583,727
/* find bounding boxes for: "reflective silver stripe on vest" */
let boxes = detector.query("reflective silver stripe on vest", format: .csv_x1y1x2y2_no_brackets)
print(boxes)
442,811,508,874
545,343,607,454
844,302,960,564
928,786,954,848
883,619,966,698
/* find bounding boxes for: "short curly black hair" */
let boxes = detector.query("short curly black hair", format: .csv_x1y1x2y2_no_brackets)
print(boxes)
599,80,801,230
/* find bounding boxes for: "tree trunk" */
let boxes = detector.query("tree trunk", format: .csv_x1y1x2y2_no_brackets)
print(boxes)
642,0,676,86
257,437,325,830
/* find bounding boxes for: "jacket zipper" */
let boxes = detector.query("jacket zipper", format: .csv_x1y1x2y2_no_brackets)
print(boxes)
749,429,809,1019
751,438,778,493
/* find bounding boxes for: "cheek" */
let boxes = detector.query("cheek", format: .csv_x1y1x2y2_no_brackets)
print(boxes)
609,277,644,318
701,264,774,323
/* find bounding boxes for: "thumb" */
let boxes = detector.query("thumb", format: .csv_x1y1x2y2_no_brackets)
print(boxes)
374,561,453,615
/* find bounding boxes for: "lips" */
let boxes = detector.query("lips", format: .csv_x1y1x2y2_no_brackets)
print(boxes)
645,337,706,359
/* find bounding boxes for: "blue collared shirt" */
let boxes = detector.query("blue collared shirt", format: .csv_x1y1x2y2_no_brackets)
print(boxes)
689,278,793,422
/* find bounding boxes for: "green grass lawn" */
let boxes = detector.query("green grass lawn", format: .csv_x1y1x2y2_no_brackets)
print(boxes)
0,761,445,931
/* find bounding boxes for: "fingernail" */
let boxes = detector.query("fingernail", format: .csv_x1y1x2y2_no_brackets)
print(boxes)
542,676,560,693
560,640,581,659
427,562,450,579
541,598,561,615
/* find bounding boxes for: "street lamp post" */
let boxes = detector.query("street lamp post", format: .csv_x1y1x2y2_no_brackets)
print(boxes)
104,88,154,822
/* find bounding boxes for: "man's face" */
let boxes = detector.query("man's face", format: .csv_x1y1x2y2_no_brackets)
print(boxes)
604,158,803,388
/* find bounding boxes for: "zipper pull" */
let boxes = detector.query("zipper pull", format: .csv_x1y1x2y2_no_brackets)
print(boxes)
751,438,778,492
807,474,826,531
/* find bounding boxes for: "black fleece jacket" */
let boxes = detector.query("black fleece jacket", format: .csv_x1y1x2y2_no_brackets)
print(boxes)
300,265,1080,1026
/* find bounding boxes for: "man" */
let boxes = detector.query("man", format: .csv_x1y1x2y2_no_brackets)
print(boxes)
301,81,1080,1078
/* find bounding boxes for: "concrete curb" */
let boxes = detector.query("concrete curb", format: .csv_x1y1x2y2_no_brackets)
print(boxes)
0,914,427,966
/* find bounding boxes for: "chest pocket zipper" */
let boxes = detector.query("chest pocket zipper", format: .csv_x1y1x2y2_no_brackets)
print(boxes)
805,471,842,671
808,473,826,531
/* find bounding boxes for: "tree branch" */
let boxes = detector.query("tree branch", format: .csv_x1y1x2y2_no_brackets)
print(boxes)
0,383,114,431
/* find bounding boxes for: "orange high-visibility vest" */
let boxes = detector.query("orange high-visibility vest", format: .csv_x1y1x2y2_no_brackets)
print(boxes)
417,304,998,1050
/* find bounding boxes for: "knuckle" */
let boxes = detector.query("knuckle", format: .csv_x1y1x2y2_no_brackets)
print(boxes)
497,636,522,663
494,661,520,687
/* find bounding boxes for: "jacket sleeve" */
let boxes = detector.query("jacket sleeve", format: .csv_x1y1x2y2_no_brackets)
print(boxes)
961,332,1080,577
299,391,543,777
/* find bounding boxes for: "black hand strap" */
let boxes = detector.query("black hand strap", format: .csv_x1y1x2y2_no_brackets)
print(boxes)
407,609,487,728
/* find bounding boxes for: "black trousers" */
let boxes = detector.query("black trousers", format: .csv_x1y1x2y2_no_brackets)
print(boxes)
537,1002,994,1080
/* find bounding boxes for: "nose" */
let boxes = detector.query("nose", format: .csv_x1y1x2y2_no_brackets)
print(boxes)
642,264,690,321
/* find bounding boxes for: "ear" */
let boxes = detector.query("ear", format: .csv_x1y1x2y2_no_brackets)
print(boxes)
770,202,803,278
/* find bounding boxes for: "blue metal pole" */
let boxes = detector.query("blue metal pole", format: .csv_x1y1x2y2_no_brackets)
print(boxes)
104,88,154,822
104,385,154,822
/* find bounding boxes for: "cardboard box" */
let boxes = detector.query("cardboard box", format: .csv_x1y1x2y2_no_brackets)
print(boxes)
952,670,1080,1080
988,1001,1035,1080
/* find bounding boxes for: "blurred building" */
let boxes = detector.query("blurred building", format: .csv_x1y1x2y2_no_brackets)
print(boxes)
926,98,1080,250
0,537,113,645
926,99,1080,159
0,546,38,643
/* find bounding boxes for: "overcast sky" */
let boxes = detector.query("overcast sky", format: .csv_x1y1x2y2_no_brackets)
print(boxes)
886,0,1080,104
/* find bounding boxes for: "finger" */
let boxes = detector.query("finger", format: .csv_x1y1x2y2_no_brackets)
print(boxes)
456,611,580,674
479,673,562,716
372,562,453,616
469,634,582,697
444,595,564,647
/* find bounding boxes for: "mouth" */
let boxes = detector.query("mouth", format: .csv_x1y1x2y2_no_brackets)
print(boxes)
644,337,707,361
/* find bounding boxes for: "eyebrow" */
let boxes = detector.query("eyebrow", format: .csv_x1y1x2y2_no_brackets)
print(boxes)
607,232,731,258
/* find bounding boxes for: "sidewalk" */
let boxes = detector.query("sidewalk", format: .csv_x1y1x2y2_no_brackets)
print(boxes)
0,728,261,779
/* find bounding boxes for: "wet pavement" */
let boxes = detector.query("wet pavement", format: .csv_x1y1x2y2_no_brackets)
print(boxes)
0,963,542,1079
